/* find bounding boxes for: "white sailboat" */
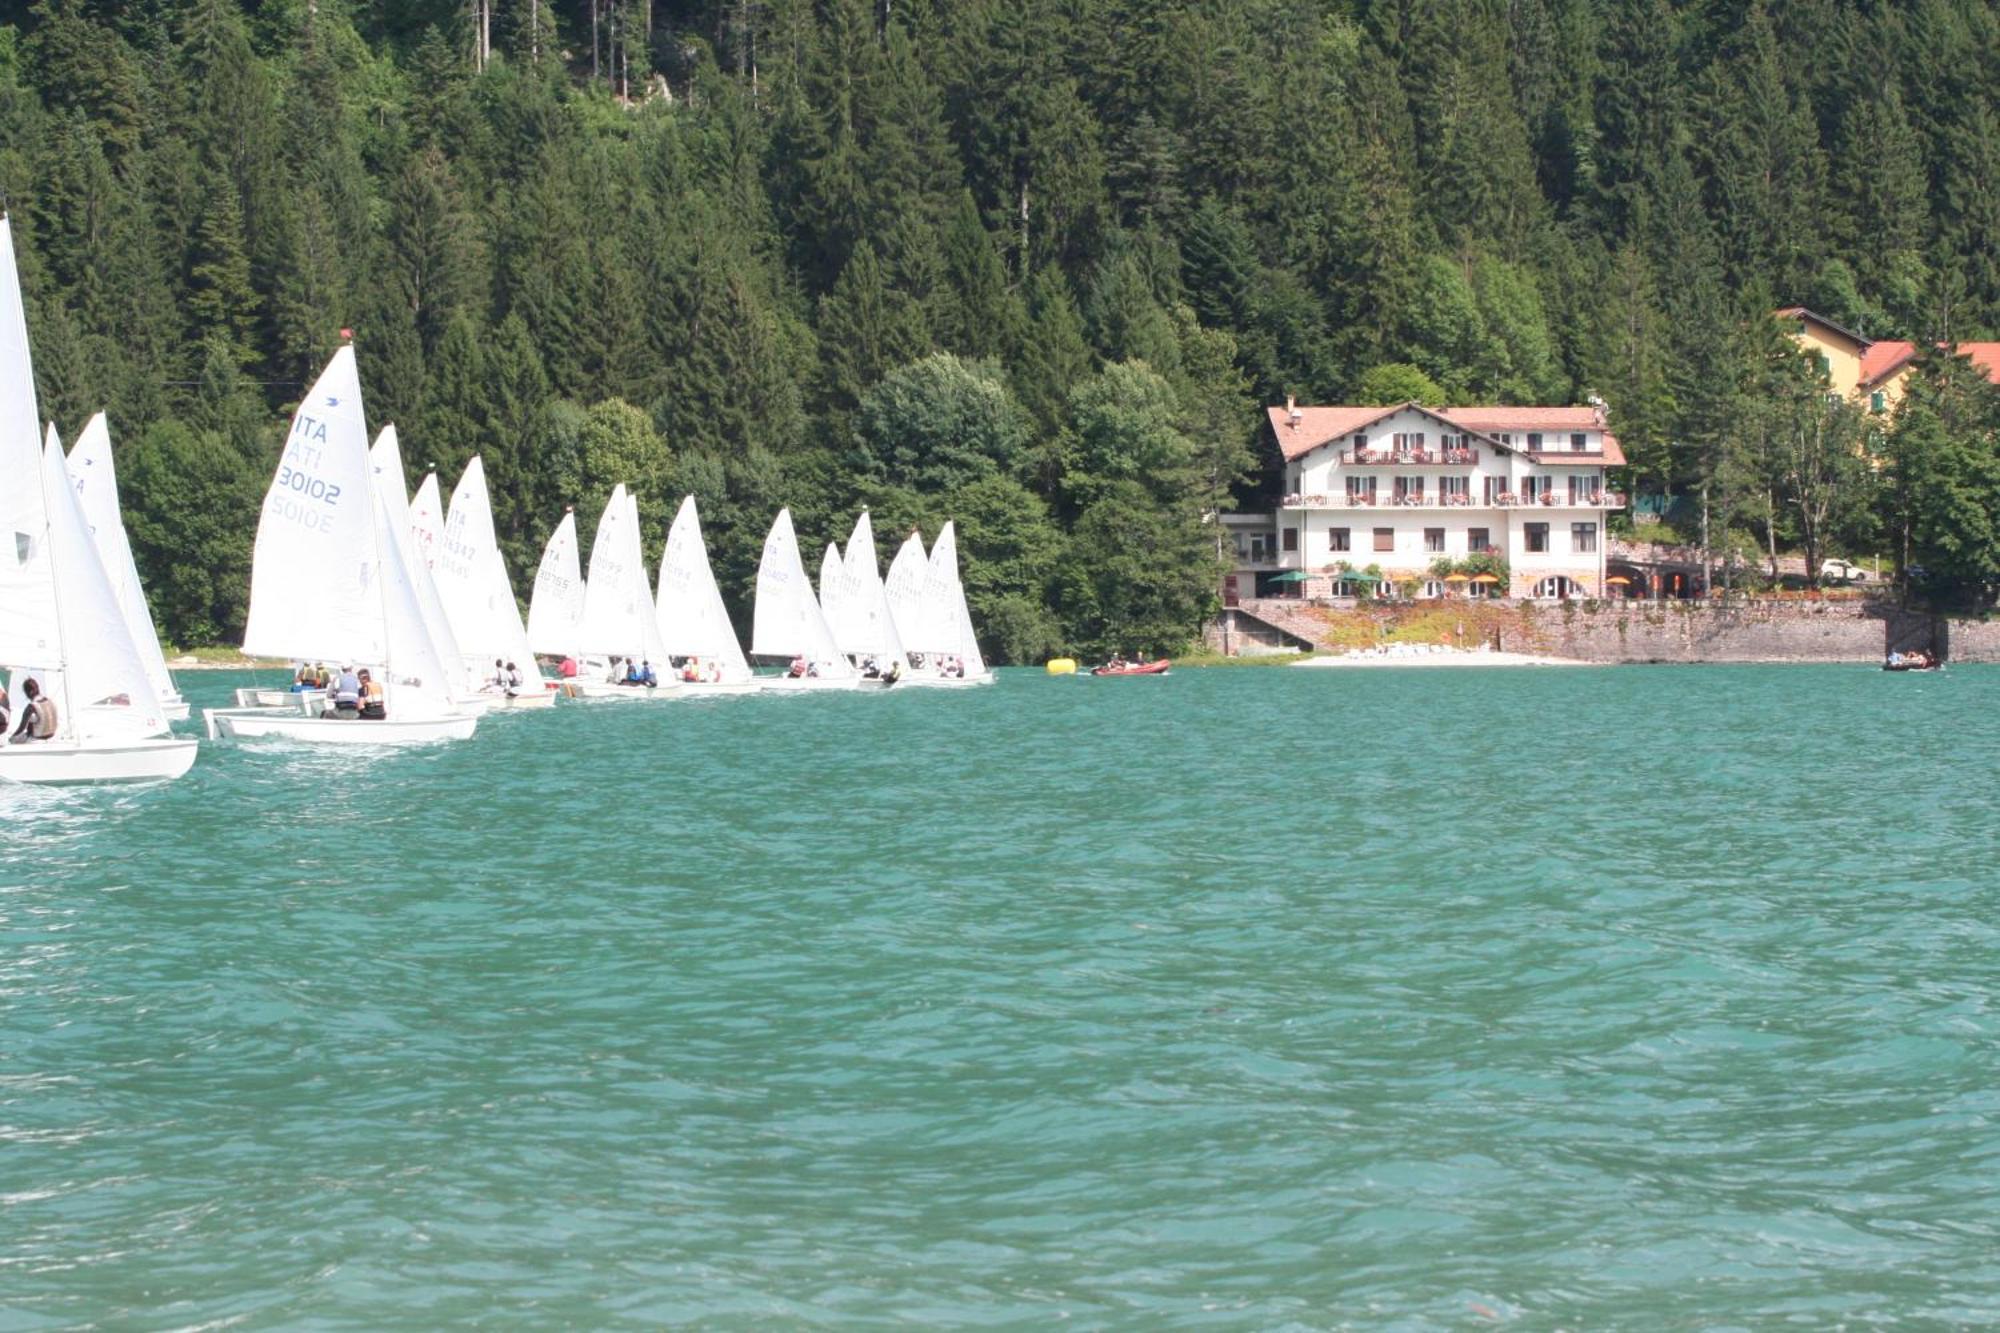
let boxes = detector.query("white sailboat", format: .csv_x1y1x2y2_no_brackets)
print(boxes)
369,427,485,713
654,495,758,695
0,413,196,784
750,508,858,690
0,213,192,783
917,520,994,686
818,541,845,646
527,508,585,668
835,510,907,685
63,412,190,721
572,485,676,697
883,530,933,651
433,457,553,708
205,343,478,744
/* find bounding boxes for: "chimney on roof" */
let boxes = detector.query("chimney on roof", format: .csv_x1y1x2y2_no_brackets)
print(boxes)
1285,395,1300,428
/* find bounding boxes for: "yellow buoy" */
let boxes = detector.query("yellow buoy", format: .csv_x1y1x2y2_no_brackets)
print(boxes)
1045,657,1078,675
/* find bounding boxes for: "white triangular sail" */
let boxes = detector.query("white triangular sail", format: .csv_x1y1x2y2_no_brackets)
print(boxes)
751,508,855,675
242,346,459,722
408,471,445,570
883,530,931,653
64,413,182,712
836,510,905,663
0,218,60,669
527,510,583,657
926,520,987,675
818,541,844,636
654,495,751,680
578,485,667,665
369,428,470,693
438,456,537,679
38,431,167,739
243,346,385,665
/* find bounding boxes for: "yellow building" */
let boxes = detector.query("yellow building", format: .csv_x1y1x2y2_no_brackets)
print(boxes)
1776,306,2000,414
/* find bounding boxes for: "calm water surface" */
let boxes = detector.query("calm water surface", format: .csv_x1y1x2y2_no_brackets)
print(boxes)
2,665,1996,1328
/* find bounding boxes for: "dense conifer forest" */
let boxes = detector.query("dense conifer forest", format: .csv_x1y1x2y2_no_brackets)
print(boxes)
5,0,2000,654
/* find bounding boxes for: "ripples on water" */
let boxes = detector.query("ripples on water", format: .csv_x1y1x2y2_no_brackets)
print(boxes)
2,665,1996,1326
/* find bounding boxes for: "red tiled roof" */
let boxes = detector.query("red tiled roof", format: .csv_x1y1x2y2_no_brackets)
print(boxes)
1859,341,1917,387
1267,402,1625,466
1265,405,1405,459
1857,341,2000,390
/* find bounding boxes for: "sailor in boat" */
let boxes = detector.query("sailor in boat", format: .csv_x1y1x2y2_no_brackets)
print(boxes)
882,657,903,685
788,656,807,679
0,680,8,733
559,655,579,680
357,669,387,719
327,665,362,718
505,662,525,695
488,658,511,695
679,656,700,683
640,660,658,687
8,678,57,743
861,655,880,679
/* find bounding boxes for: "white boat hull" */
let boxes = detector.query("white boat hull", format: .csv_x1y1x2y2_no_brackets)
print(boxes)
760,675,862,692
569,680,682,700
897,671,995,688
0,736,198,784
162,696,191,721
669,679,763,697
205,710,478,744
484,688,558,709
235,687,324,710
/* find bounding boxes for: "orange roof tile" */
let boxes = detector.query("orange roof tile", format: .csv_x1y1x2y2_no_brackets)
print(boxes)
1268,402,1625,466
1857,341,2000,390
1959,344,2000,381
1859,340,1918,387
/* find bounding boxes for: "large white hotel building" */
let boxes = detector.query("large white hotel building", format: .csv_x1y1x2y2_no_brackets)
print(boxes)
1222,400,1627,603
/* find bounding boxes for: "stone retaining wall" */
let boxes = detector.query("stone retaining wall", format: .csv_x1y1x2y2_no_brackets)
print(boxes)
1210,598,2000,663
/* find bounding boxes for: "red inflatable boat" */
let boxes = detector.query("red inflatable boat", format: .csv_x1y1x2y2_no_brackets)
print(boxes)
1091,660,1171,676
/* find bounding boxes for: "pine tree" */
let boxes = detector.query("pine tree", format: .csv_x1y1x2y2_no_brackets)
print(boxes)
186,183,260,367
1010,264,1093,441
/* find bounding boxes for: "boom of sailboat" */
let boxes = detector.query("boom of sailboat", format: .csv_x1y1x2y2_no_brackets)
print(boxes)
0,220,992,785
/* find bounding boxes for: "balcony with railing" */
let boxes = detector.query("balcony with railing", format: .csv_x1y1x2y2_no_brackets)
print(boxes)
1340,447,1480,466
1279,490,1626,510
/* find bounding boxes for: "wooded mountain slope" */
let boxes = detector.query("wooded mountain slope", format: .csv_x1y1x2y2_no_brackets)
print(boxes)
5,0,2000,652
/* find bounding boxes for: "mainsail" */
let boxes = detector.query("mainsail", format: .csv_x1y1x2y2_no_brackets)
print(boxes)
750,508,854,675
835,510,905,664
438,457,537,677
526,510,583,657
65,413,182,712
654,495,751,680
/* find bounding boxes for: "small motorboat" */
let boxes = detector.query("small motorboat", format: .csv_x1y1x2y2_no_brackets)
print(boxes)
1091,659,1171,676
1883,657,1942,672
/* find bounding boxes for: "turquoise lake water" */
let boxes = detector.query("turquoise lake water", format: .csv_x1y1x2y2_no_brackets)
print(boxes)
2,664,1996,1327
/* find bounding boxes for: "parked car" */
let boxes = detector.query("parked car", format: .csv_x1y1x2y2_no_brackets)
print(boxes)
1820,559,1871,583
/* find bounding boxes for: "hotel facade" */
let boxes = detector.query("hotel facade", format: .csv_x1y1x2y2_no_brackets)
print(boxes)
1222,401,1626,602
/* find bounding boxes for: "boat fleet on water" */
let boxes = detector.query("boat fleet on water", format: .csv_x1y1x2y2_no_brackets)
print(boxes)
0,215,989,786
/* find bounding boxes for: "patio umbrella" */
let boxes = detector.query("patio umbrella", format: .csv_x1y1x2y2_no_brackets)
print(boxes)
1442,573,1471,583
1268,570,1310,584
1469,573,1500,585
1605,575,1632,586
1338,570,1382,584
